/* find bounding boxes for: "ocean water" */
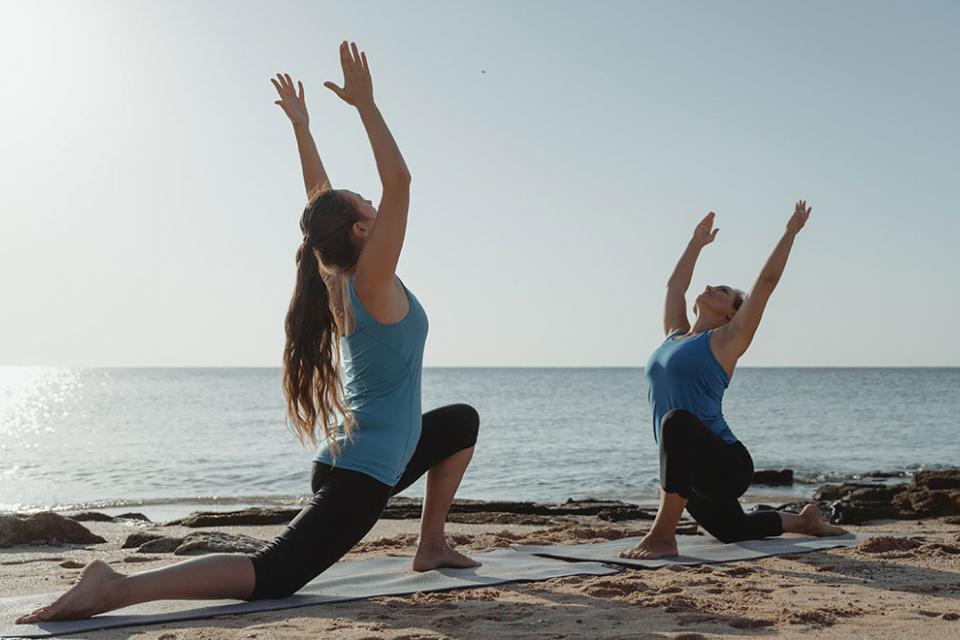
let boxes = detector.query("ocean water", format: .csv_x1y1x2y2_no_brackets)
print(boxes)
1,367,958,519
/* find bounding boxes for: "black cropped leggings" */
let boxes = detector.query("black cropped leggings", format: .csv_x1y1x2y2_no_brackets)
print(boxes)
247,403,480,600
659,409,783,543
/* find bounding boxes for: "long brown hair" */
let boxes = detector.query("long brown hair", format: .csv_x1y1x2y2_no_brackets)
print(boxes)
283,189,361,452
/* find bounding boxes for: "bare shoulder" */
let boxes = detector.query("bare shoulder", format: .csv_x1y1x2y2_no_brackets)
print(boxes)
353,273,409,324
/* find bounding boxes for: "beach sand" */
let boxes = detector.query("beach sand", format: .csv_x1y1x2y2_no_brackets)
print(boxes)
2,515,959,639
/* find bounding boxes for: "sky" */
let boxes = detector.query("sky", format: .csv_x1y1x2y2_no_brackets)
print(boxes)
1,0,958,367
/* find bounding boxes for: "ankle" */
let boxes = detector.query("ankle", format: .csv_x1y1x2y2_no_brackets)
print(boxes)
417,534,447,550
644,527,676,542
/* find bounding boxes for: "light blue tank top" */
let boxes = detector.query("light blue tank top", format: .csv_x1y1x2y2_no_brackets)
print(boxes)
645,329,737,445
314,275,428,486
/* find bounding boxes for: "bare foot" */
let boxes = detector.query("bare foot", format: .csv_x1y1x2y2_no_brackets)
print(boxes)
412,539,481,572
798,504,848,537
620,533,679,559
16,560,124,624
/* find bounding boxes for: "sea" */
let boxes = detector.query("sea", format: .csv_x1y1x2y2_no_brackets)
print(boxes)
1,367,958,521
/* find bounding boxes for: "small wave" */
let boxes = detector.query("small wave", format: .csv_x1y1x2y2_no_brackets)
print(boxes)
792,463,957,486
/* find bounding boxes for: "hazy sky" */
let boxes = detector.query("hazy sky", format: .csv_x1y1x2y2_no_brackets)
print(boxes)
2,1,958,367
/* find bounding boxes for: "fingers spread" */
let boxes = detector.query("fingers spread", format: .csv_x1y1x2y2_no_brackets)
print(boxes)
351,41,361,68
297,80,304,100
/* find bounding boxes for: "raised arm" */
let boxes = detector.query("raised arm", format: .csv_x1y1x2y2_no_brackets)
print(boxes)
325,41,411,297
271,73,332,196
715,200,812,364
664,212,718,336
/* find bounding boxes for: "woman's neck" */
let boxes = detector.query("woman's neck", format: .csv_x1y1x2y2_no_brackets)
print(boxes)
690,313,728,335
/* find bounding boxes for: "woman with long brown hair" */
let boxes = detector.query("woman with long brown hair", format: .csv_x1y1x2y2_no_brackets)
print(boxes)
18,41,479,624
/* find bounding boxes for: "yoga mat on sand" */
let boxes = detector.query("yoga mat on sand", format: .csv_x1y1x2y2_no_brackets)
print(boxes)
1,548,619,639
515,533,860,568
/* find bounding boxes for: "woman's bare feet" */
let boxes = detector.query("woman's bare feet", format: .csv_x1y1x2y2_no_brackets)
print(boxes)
16,560,125,624
796,504,848,536
412,537,481,572
620,532,679,559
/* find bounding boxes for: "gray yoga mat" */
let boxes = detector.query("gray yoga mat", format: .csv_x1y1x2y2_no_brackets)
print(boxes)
515,533,860,568
1,548,618,639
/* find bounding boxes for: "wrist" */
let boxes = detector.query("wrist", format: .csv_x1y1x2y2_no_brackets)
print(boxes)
292,121,311,133
355,100,378,116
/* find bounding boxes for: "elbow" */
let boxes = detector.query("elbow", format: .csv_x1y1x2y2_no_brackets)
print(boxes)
758,273,780,288
383,169,411,189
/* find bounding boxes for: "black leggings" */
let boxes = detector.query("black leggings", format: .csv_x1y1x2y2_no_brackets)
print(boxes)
659,409,783,543
247,403,480,600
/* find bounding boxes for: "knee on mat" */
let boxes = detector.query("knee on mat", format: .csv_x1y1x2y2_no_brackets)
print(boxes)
703,525,744,545
660,409,697,446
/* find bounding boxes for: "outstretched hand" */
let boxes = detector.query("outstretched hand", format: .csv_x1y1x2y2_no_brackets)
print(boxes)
324,41,374,108
271,73,309,127
691,211,719,247
787,200,812,234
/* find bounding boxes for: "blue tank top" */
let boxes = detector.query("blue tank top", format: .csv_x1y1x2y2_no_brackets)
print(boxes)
314,275,428,486
645,329,736,445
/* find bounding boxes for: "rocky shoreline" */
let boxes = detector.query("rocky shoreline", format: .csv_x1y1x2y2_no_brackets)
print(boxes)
2,469,958,552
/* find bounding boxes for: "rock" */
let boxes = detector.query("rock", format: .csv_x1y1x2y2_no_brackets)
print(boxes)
893,489,960,517
847,485,906,502
115,512,151,523
135,532,267,555
0,512,107,547
122,532,166,549
166,499,657,528
165,508,302,527
137,536,184,553
941,515,960,525
814,469,960,524
752,469,793,485
173,532,267,555
68,512,115,522
912,470,960,491
385,498,655,522
59,560,85,568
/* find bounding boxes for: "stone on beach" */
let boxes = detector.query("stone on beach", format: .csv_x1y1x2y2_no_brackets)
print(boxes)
68,511,117,522
122,531,167,549
814,469,960,524
0,512,106,547
135,531,268,555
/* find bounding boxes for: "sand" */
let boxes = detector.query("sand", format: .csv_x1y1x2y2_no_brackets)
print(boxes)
2,516,959,639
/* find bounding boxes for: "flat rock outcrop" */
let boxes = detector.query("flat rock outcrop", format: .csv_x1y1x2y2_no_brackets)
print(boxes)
165,499,657,528
814,469,960,524
0,512,106,547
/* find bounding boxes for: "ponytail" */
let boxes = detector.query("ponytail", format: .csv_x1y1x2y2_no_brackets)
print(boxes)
282,239,354,454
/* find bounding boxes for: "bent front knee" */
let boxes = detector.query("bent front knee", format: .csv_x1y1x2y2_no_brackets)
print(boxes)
659,409,698,446
452,403,480,449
